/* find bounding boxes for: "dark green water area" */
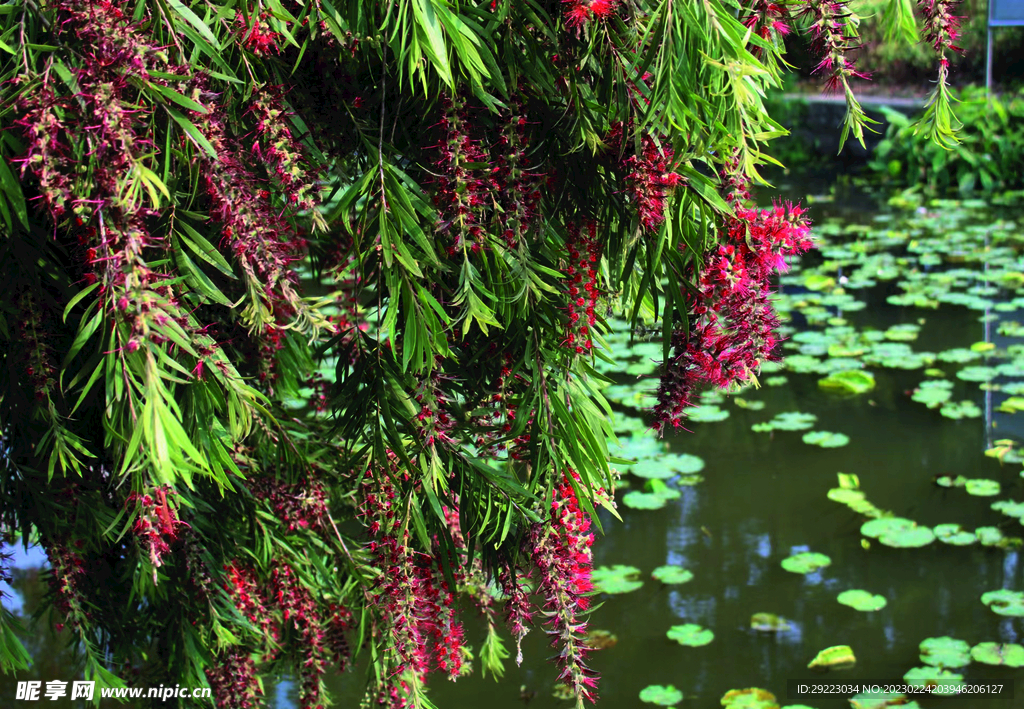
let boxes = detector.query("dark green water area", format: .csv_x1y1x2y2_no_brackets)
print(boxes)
7,176,1024,708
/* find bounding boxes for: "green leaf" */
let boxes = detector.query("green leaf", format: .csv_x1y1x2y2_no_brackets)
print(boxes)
167,108,217,159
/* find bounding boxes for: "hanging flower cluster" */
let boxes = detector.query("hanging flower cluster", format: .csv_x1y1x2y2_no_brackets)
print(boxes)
432,96,495,255
526,471,597,705
652,170,813,434
741,1,791,55
250,476,330,532
128,486,187,574
16,292,58,404
606,123,683,232
250,87,322,216
271,560,331,709
206,649,263,709
223,561,280,652
413,360,457,448
919,0,963,75
799,0,869,93
360,466,466,706
237,12,281,56
494,103,543,249
564,0,618,30
499,567,533,665
42,537,89,634
562,223,602,355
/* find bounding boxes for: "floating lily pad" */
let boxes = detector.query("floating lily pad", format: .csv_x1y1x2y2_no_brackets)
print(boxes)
765,376,789,386
937,348,982,363
981,589,1024,616
911,380,953,409
902,667,964,696
687,405,730,422
818,370,875,394
750,612,791,632
756,411,818,432
781,552,832,574
802,431,850,448
827,488,866,505
629,460,678,480
878,525,935,548
640,685,684,707
970,642,1024,667
807,645,856,670
976,526,1009,546
860,517,914,539
932,524,976,546
622,485,681,510
885,324,921,341
720,687,779,709
991,499,1024,520
591,565,643,595
956,365,999,382
964,479,1000,496
939,400,982,419
849,692,917,709
583,629,618,650
667,623,714,647
935,475,967,488
837,589,887,611
919,636,972,668
652,565,694,585
734,397,766,410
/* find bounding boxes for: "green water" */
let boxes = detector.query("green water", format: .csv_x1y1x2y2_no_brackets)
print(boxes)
4,180,1024,708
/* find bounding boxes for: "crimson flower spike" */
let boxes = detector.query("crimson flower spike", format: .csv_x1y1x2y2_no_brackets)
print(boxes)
797,0,874,151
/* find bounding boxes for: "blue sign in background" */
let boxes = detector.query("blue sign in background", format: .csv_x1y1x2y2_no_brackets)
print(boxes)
991,0,1024,26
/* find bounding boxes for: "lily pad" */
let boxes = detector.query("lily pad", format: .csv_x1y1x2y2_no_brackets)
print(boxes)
756,411,818,432
878,525,935,548
667,623,714,647
687,404,730,422
964,479,1000,496
802,431,850,448
639,685,684,707
837,589,887,611
849,692,918,709
932,524,976,546
970,642,1024,667
902,667,964,696
781,552,832,574
651,565,694,585
939,400,982,419
818,370,875,394
720,687,779,709
911,380,953,409
981,589,1024,616
956,365,999,382
827,488,866,505
629,460,678,480
591,565,643,595
807,644,856,670
583,629,618,650
622,487,681,510
991,499,1024,520
919,636,971,668
750,612,791,632
937,348,982,363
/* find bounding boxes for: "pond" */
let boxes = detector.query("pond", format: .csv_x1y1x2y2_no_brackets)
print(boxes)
4,177,1024,709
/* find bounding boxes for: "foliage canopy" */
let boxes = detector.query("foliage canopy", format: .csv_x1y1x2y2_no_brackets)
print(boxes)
0,0,958,707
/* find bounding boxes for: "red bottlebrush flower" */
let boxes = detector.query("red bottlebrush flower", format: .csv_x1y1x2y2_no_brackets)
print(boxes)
798,0,870,95
741,1,792,56
271,560,331,708
561,223,602,356
606,122,683,233
527,471,598,705
250,476,330,533
499,568,533,665
41,537,89,634
127,485,187,577
206,649,263,709
919,0,964,81
652,161,812,434
249,86,322,216
237,12,281,56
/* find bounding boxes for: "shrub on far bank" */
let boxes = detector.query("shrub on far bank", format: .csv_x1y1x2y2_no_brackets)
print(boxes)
869,87,1024,193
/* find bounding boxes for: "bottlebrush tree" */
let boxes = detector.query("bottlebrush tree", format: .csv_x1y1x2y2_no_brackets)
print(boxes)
0,0,958,707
